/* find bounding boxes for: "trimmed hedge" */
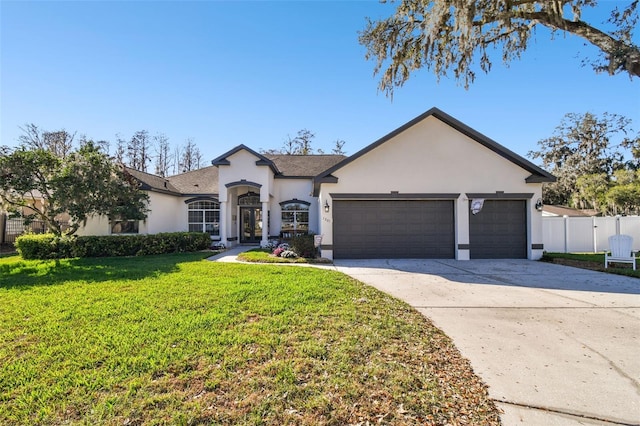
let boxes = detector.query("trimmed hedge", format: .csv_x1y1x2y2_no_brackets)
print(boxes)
290,234,318,258
15,232,211,260
13,234,74,260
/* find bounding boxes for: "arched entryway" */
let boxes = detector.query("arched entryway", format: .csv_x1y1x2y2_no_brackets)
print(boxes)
238,192,263,244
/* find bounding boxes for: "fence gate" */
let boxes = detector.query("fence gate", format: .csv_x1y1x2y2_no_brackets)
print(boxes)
1,216,68,245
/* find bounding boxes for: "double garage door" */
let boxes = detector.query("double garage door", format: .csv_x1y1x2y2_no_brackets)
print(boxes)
333,199,526,259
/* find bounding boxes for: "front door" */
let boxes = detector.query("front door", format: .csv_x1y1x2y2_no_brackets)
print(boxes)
240,207,262,244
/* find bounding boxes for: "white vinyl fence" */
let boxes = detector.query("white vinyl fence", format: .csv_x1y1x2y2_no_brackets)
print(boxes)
543,216,640,253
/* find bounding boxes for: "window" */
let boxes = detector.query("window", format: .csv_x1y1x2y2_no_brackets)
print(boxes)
111,220,139,234
238,192,260,206
188,200,220,236
280,201,309,235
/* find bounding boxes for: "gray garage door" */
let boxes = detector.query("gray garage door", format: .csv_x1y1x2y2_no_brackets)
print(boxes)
469,200,527,259
333,200,455,259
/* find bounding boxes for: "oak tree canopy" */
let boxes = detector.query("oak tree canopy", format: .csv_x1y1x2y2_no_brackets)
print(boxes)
359,0,640,95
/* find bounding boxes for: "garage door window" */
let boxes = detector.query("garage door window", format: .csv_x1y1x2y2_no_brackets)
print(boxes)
281,202,309,235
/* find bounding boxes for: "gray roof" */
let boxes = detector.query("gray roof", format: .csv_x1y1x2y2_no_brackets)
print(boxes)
543,205,599,217
124,166,219,196
125,152,343,197
211,144,345,178
265,154,346,178
167,165,219,195
315,107,556,185
125,168,181,194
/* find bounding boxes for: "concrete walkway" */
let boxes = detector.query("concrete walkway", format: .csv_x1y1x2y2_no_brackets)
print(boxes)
210,251,639,425
206,245,259,262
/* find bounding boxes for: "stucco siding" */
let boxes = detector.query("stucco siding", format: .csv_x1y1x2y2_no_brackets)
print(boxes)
77,214,111,236
218,150,272,203
332,117,531,193
146,192,185,234
319,116,545,260
271,179,317,237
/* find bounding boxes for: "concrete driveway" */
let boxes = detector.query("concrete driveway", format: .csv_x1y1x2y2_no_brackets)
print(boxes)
332,259,640,426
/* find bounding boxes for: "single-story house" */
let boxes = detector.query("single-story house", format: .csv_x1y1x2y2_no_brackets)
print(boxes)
78,107,555,260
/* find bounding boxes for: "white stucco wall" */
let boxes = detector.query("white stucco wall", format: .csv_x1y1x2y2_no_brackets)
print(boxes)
76,214,112,236
146,192,186,234
218,150,273,203
270,178,317,237
319,116,545,260
77,191,186,236
217,150,276,246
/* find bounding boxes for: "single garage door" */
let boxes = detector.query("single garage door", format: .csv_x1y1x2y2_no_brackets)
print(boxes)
469,199,527,259
333,200,455,259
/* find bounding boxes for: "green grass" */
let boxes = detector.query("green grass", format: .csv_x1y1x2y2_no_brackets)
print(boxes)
0,253,499,425
542,252,640,278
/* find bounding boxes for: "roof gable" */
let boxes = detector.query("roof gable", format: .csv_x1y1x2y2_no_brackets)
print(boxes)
211,144,280,174
315,107,555,184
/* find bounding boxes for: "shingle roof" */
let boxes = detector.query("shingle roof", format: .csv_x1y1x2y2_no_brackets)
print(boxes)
542,205,599,217
125,152,343,197
264,154,346,178
124,168,180,194
167,165,219,195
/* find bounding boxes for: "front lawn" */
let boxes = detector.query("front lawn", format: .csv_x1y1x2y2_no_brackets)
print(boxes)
0,253,499,425
542,252,640,278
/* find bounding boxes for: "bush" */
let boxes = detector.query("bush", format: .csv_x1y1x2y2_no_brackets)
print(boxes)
290,234,317,258
280,250,298,259
15,234,74,260
16,232,211,259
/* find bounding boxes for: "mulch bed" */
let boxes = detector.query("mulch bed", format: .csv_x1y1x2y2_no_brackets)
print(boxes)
548,258,604,271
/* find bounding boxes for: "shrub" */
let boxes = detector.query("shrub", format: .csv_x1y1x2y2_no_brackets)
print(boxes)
273,247,285,257
290,234,317,258
211,241,226,250
280,250,298,258
16,232,211,259
15,233,74,260
263,240,279,250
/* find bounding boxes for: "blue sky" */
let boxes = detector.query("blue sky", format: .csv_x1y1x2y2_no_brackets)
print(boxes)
1,1,638,169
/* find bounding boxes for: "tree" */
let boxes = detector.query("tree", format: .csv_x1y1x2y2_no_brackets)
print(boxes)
260,131,346,156
0,142,149,236
528,112,639,205
153,133,173,177
18,124,76,158
127,130,151,172
292,129,315,155
359,0,640,95
114,134,126,165
178,138,202,173
332,139,347,155
573,173,609,211
281,134,298,155
604,169,640,215
606,182,640,215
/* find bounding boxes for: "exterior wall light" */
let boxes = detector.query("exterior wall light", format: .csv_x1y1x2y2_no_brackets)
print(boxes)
324,200,330,213
535,198,544,211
